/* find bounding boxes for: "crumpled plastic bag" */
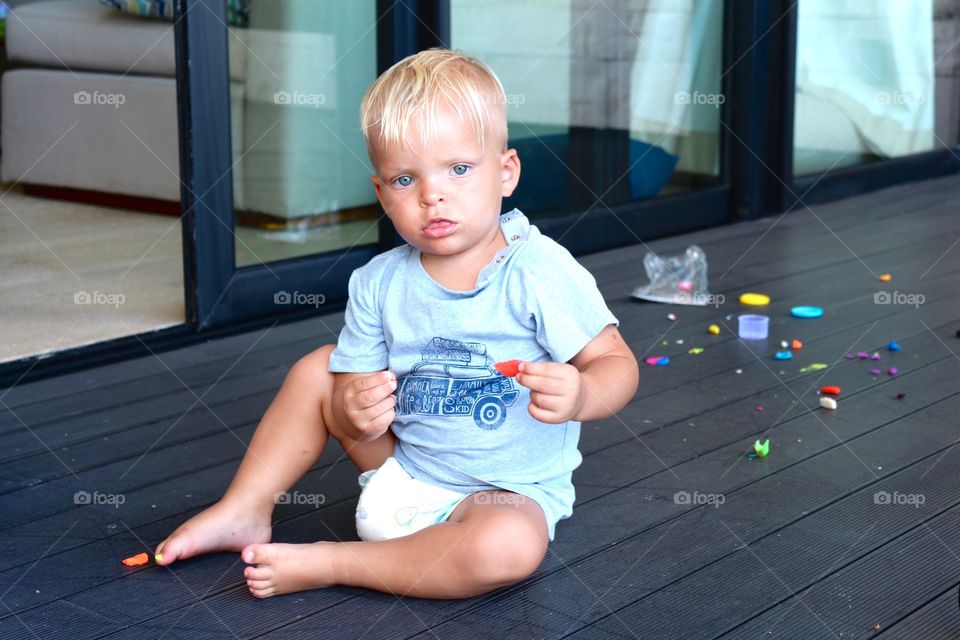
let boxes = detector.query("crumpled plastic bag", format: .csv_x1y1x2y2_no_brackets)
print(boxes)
630,245,713,305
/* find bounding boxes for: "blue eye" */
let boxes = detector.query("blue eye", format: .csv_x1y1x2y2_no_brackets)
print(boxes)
452,164,469,176
394,175,412,187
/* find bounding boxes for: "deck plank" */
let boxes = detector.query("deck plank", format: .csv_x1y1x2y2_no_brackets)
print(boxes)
880,587,960,639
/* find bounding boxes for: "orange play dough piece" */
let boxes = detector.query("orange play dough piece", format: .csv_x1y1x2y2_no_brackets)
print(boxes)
494,360,522,377
122,552,150,567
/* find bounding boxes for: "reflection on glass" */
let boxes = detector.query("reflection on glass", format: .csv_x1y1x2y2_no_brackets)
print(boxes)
794,0,959,175
230,2,379,267
451,0,724,219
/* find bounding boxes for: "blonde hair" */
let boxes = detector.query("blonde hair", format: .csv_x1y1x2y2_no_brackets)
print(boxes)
360,48,509,155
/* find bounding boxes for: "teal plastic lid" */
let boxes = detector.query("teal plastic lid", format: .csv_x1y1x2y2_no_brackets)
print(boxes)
790,306,823,318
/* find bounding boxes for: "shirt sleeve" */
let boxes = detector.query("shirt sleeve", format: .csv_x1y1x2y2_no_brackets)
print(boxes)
327,267,389,372
519,239,620,364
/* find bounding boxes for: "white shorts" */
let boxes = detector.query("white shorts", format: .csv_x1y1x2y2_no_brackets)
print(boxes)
355,456,474,542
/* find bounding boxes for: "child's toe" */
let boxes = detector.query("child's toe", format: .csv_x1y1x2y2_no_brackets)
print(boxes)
247,578,273,591
244,565,272,581
240,544,273,564
155,538,183,565
249,585,275,598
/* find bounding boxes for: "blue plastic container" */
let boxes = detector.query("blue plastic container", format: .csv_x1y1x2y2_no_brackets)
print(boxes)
738,314,770,340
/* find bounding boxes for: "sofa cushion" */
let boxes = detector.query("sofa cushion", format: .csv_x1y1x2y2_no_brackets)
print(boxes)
99,0,249,28
1,68,246,204
6,0,245,80
1,69,180,201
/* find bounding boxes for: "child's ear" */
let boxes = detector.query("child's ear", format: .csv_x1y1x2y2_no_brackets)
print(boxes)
500,148,521,197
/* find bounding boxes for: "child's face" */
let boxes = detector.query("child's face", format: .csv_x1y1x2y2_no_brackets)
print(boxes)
369,101,520,259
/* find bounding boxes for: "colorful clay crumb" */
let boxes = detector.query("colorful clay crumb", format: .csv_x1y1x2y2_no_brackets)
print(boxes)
739,293,770,306
122,553,150,567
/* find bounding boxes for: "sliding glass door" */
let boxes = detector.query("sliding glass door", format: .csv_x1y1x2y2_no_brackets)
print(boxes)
178,0,383,328
226,3,381,268
790,0,960,201
452,0,725,220
0,0,187,366
179,0,738,328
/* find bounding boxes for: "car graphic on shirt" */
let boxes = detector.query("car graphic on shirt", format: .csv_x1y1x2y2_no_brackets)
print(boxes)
395,337,520,430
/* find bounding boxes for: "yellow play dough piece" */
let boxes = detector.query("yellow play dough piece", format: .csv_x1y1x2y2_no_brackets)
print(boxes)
739,293,770,306
878,273,892,282
708,324,720,335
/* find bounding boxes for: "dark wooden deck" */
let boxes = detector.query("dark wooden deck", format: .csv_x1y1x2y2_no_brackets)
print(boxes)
2,174,960,639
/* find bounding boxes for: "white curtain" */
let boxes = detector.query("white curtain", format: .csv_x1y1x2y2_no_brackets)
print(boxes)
795,0,935,158
627,0,724,176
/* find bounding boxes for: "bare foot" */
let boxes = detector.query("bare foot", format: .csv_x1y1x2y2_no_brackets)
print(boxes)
155,500,272,566
242,542,338,598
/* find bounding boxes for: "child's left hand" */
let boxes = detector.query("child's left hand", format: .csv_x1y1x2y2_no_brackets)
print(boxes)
515,361,586,424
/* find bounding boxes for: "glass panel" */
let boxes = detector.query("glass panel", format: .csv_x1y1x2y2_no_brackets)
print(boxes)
228,1,379,267
794,0,959,176
451,0,724,220
0,0,185,362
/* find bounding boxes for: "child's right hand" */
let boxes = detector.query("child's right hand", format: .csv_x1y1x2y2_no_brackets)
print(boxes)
342,371,397,442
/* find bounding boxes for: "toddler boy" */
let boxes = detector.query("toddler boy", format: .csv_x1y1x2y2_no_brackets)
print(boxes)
155,48,639,600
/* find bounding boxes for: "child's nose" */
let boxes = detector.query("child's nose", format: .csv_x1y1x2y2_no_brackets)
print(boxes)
420,189,445,206
419,177,445,206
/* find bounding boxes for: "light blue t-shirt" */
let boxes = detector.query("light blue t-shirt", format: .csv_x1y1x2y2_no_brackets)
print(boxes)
328,209,619,541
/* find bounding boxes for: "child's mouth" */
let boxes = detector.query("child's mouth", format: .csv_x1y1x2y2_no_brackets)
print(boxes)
423,220,458,239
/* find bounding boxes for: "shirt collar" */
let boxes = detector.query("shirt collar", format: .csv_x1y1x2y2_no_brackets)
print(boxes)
476,209,529,287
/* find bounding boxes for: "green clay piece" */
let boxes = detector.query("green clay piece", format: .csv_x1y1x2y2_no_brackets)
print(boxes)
753,439,770,458
799,363,829,373
688,347,704,355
